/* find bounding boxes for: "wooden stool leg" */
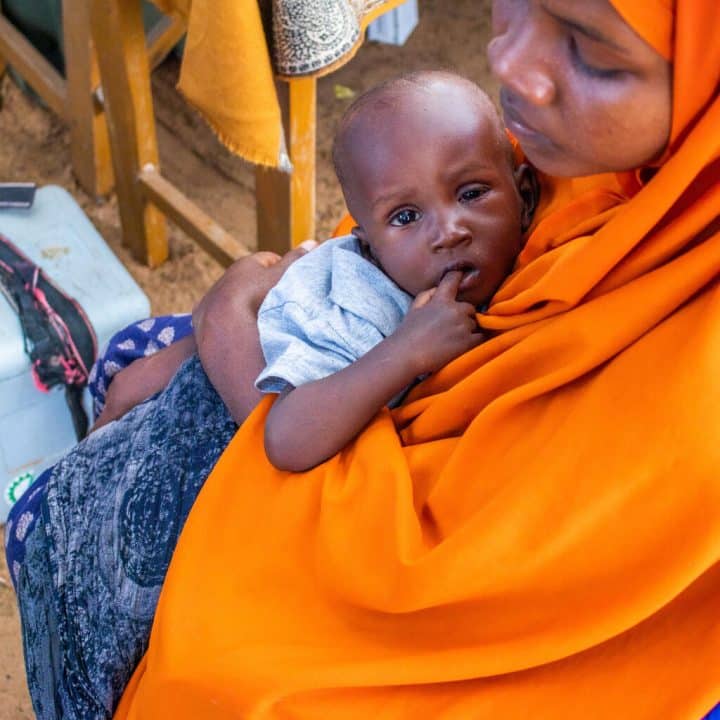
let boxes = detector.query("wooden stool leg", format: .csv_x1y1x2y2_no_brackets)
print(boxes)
90,0,168,266
62,0,114,198
255,163,291,255
0,10,65,116
289,77,317,246
255,77,317,254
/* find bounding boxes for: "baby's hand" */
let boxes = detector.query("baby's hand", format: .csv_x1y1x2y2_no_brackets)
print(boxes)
394,271,484,376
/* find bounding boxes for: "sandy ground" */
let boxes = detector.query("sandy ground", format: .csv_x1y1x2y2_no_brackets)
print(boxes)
0,1,496,716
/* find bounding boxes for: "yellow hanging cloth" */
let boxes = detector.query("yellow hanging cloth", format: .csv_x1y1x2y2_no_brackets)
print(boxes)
116,1,720,717
151,0,405,169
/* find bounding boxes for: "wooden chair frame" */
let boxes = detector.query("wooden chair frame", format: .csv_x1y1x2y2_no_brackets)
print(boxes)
0,0,184,199
90,0,317,267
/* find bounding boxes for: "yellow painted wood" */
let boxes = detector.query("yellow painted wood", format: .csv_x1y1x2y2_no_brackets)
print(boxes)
255,78,292,255
255,164,291,255
91,0,168,266
146,12,185,72
139,166,248,268
0,0,116,197
289,76,316,247
2,0,397,264
255,78,317,254
62,0,114,197
91,1,385,265
254,77,317,254
0,11,65,116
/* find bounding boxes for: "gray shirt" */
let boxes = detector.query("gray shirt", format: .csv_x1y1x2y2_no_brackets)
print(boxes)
255,235,413,394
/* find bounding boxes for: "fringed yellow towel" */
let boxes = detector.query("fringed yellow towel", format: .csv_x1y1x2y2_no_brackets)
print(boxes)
152,0,405,169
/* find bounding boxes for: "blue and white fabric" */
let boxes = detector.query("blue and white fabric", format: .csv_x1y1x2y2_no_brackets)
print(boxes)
256,234,412,393
88,313,193,417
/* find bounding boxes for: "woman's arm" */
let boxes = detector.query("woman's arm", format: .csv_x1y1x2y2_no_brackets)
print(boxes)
94,245,316,430
192,244,316,425
264,272,484,472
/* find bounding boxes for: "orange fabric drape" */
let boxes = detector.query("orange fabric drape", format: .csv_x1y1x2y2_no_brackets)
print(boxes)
115,1,720,718
609,0,675,60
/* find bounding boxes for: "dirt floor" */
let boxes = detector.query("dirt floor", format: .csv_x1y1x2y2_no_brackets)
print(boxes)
0,1,496,716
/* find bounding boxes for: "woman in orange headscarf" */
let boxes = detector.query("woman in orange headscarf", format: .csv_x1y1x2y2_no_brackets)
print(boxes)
107,0,719,717
8,0,718,718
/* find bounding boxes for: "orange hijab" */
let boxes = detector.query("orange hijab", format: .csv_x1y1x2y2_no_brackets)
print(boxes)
116,1,720,718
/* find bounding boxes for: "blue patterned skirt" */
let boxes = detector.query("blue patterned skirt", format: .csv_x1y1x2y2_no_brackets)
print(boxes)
5,314,194,587
11,353,236,719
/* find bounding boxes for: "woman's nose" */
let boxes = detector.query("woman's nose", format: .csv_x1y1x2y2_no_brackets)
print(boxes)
487,14,556,106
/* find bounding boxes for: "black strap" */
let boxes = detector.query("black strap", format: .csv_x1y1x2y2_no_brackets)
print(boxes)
0,232,97,440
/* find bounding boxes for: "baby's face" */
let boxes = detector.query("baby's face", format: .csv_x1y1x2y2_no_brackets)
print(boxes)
345,83,525,308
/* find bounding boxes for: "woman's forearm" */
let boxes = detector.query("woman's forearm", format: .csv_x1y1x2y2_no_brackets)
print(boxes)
264,336,419,472
194,299,264,425
192,245,318,425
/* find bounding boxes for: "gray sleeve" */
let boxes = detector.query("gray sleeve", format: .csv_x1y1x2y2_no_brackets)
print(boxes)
255,301,365,394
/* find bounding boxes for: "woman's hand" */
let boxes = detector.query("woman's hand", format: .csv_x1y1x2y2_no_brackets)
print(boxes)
192,243,317,333
192,241,317,424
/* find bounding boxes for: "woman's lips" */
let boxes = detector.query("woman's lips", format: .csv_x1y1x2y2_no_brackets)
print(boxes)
499,90,544,143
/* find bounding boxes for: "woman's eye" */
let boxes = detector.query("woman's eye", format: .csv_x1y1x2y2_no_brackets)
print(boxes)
389,208,421,226
459,186,489,203
568,36,621,79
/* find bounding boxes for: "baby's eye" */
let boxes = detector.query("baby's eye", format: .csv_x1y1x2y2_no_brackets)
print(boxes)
459,185,490,203
389,208,421,226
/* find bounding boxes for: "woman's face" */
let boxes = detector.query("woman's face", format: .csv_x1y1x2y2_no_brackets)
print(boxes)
488,0,672,177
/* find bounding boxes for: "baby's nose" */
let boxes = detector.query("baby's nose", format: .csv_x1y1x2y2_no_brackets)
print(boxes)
432,222,472,251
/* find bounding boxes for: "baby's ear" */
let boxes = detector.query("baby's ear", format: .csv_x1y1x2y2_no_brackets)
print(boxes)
514,163,540,232
353,227,384,269
352,226,375,262
351,225,366,242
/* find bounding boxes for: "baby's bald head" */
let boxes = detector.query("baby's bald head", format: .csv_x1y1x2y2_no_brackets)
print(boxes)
332,70,512,214
328,70,537,310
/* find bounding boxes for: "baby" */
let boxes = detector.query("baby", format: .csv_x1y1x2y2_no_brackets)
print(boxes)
256,70,536,471
90,71,536,472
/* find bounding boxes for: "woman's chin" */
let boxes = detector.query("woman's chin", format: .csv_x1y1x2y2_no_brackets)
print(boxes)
518,141,617,179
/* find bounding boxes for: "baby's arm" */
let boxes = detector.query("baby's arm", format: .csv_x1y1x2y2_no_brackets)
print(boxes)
264,272,483,472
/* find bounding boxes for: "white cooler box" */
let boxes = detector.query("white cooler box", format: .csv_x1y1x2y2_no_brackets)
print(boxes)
0,186,150,523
